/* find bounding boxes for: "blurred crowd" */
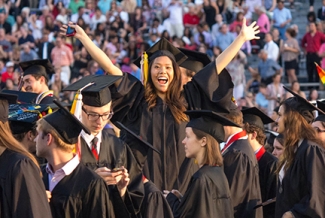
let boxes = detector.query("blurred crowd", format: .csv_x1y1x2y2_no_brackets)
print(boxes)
0,0,325,115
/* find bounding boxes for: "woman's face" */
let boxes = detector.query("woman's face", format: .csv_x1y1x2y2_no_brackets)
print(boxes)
272,29,279,38
272,138,284,158
17,15,23,24
311,90,318,100
150,56,174,94
182,127,203,159
292,82,300,91
276,105,285,133
312,121,325,142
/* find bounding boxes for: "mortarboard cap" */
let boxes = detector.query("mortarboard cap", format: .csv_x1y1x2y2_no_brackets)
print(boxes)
185,110,240,143
179,48,211,73
1,90,38,104
133,38,188,68
115,121,160,154
283,86,325,123
63,75,122,107
9,104,51,134
315,100,325,122
19,59,55,81
43,100,90,144
242,107,274,130
0,93,18,122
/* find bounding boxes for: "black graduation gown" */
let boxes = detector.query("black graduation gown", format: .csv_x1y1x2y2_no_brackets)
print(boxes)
42,163,112,218
141,181,173,218
275,139,325,218
223,139,263,218
80,130,144,216
166,165,234,218
258,151,277,218
110,61,232,194
0,149,52,218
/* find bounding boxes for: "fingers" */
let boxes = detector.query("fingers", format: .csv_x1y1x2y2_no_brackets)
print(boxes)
242,17,246,26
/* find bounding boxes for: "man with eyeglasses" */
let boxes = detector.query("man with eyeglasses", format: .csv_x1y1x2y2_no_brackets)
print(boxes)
63,75,144,217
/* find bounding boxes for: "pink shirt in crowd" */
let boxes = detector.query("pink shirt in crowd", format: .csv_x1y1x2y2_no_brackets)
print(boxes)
51,45,74,67
257,13,270,34
319,43,325,69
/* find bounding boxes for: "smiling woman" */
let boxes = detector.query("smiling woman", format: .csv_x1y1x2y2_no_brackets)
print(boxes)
59,19,260,195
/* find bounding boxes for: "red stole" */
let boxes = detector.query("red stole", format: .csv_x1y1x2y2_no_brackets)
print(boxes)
255,146,266,161
221,130,247,153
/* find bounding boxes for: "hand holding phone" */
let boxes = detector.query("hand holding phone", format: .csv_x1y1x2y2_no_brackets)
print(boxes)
66,25,76,37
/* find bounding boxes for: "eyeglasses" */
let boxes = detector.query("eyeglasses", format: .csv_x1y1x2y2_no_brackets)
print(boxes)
82,107,114,121
313,127,325,133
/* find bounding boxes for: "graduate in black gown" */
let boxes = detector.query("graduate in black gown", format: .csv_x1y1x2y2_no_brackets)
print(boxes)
0,93,52,218
60,19,260,195
223,107,263,218
19,59,55,104
36,100,113,218
242,107,277,218
275,86,325,218
63,75,144,217
312,100,325,143
166,110,236,218
9,103,51,165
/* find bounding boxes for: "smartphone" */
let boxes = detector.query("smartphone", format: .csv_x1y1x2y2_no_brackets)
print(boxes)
111,167,124,173
66,26,76,37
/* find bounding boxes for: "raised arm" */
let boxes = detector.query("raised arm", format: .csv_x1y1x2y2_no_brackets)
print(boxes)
60,22,123,86
215,18,259,74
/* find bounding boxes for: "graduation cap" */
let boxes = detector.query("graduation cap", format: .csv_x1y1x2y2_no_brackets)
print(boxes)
242,107,274,130
63,75,122,107
115,121,160,154
0,93,18,122
1,90,38,104
19,59,55,81
185,110,241,143
9,104,51,134
42,100,90,144
283,86,325,123
178,48,211,73
315,100,325,122
133,37,188,68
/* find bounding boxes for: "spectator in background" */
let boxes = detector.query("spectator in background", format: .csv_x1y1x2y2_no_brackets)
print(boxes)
227,50,247,101
266,72,285,116
249,49,282,85
37,31,55,61
281,28,300,83
264,0,276,13
71,6,90,24
246,69,261,95
165,0,184,38
202,0,217,29
194,23,212,47
1,61,14,88
263,32,279,61
20,44,38,62
51,36,74,83
308,88,319,101
0,12,11,34
87,60,104,75
0,28,11,59
272,28,283,66
301,22,325,83
255,83,269,113
56,7,69,26
213,23,234,52
211,14,223,42
129,7,147,34
183,3,200,28
28,13,43,44
121,0,137,14
255,6,270,48
229,11,244,33
90,7,106,31
69,0,85,15
97,0,112,15
285,81,306,99
243,0,262,23
149,17,165,36
11,14,27,34
317,0,325,21
18,26,35,48
38,6,54,27
272,0,291,39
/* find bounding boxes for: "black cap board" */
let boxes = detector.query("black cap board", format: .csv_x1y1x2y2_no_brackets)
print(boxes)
2,90,38,104
179,48,211,73
43,100,90,144
19,59,55,81
115,121,160,154
63,75,122,107
242,107,274,130
0,93,18,122
185,110,241,143
283,86,325,123
133,38,188,68
315,100,325,122
9,104,51,134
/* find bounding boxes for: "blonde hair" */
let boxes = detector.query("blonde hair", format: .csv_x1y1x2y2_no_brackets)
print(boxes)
37,119,75,152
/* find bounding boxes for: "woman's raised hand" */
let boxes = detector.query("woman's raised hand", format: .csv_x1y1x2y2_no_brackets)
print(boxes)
240,17,260,41
59,22,86,40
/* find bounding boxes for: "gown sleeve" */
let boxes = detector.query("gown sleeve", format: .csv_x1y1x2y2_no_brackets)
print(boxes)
183,61,234,113
11,158,52,218
110,73,144,125
291,144,325,218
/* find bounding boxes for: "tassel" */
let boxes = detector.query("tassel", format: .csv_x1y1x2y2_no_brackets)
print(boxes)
141,52,149,86
194,159,198,164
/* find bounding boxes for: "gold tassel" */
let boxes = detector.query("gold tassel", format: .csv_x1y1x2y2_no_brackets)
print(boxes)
194,159,198,164
141,52,149,86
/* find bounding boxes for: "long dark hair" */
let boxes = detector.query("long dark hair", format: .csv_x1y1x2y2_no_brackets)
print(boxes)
145,56,188,124
192,128,223,166
276,102,324,173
